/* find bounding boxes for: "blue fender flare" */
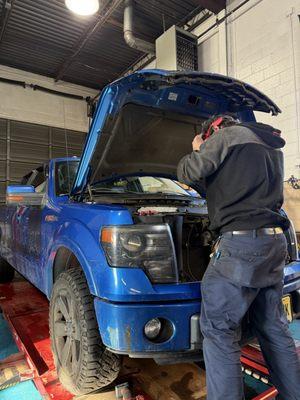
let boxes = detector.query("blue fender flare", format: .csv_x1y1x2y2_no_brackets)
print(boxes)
44,220,105,298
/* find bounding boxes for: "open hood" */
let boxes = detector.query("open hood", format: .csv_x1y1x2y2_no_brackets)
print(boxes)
72,70,281,195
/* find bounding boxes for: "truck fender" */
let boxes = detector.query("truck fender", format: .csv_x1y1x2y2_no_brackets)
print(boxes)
45,221,104,298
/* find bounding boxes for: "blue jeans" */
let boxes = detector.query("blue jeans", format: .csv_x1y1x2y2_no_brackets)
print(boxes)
200,233,300,400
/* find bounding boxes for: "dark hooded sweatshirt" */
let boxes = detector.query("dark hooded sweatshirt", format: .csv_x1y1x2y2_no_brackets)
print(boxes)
177,122,290,233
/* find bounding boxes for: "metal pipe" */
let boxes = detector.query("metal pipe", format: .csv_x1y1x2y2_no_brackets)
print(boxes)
0,76,87,101
0,0,14,43
123,0,155,55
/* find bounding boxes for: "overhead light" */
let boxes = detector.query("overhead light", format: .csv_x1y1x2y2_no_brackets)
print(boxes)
65,0,99,16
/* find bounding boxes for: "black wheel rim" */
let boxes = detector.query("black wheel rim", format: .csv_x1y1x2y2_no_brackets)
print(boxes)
53,290,81,375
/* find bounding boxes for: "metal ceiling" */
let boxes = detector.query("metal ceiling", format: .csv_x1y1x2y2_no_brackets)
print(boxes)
0,0,224,90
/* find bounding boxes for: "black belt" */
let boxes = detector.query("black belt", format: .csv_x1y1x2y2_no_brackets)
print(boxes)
222,227,283,237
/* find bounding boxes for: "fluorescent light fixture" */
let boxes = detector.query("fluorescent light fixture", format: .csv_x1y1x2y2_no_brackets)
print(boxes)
65,0,99,16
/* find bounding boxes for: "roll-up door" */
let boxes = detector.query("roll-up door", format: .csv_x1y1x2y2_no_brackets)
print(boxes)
0,119,86,203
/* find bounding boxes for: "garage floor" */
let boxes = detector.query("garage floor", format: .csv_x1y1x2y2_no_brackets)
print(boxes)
0,280,299,400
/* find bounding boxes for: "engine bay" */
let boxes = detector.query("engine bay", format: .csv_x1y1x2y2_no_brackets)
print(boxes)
131,204,215,283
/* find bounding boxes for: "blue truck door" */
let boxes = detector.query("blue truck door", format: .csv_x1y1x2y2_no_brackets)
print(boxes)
13,168,47,287
16,204,43,285
0,204,16,266
12,204,29,277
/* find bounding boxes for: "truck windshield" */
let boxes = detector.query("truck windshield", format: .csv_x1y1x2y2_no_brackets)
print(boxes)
92,176,191,196
55,161,195,197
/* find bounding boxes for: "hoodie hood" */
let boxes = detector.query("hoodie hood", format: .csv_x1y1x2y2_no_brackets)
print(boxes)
239,122,285,149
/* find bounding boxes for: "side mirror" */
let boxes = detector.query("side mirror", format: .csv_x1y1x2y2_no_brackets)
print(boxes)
6,185,44,206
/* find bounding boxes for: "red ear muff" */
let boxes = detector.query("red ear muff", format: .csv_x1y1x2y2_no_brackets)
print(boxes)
211,117,223,130
202,117,224,140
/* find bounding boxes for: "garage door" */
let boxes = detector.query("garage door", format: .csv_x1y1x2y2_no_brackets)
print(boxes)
0,118,86,203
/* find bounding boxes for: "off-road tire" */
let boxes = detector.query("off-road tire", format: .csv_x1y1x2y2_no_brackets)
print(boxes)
0,258,15,283
49,268,121,395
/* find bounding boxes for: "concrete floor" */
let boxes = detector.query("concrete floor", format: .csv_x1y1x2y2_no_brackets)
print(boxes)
74,358,205,400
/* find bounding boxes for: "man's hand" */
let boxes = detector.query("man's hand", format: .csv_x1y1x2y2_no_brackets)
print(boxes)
192,134,204,151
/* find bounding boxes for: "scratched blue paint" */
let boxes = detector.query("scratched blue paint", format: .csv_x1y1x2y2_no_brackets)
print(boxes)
95,298,200,352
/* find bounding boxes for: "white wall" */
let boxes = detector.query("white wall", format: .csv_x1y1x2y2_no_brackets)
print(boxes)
195,0,300,179
0,65,97,132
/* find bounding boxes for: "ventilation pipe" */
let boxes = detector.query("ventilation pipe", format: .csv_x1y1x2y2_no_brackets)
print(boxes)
123,0,155,55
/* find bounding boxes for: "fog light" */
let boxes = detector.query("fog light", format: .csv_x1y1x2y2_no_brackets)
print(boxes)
144,318,162,340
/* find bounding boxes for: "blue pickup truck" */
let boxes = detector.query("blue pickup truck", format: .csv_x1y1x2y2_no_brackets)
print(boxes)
0,70,300,395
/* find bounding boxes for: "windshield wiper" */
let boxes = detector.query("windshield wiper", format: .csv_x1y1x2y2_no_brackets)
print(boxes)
90,188,144,195
89,188,192,198
143,191,190,197
91,188,125,193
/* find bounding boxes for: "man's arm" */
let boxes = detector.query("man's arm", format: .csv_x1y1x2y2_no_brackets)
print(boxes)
177,132,229,186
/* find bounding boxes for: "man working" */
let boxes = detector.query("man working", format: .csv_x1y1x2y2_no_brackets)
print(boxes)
177,115,300,400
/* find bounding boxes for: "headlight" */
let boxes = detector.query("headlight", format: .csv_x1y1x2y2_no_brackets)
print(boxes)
120,232,146,253
101,224,178,283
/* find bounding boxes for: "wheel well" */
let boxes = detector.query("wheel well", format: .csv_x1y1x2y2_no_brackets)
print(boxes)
53,247,80,283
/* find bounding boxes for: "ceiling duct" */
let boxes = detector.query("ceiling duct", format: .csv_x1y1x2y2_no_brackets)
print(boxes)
123,0,155,55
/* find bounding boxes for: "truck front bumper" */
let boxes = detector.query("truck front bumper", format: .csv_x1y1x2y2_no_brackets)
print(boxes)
94,298,202,361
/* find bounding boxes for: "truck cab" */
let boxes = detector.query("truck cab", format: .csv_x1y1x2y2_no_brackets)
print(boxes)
0,70,300,395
